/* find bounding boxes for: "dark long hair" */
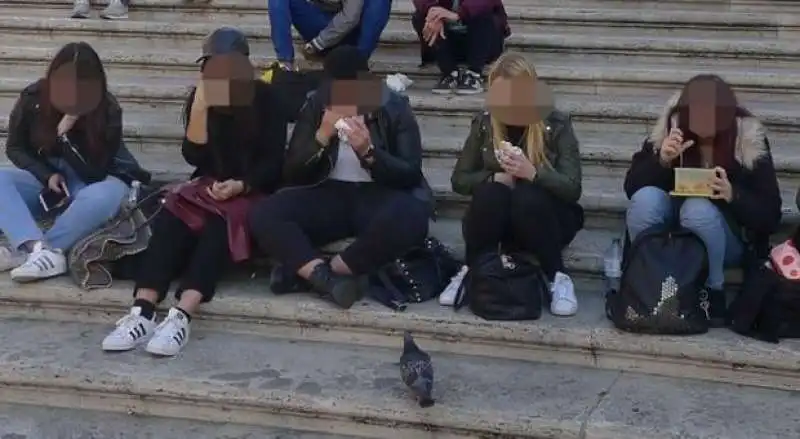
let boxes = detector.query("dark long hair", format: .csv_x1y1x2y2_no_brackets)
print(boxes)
671,74,750,169
36,42,111,159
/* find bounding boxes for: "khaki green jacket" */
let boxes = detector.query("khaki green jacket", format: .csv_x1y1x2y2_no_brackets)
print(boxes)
450,110,583,203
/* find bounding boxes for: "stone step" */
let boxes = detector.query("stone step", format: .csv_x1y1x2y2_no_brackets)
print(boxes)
0,306,799,413
0,403,359,439
2,14,800,71
3,0,798,40
3,44,800,105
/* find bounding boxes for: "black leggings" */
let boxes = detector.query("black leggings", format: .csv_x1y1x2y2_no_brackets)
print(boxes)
412,11,504,74
463,182,583,280
248,181,429,275
134,209,231,303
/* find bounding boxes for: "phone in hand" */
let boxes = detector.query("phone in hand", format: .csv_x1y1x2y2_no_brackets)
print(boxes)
39,186,71,212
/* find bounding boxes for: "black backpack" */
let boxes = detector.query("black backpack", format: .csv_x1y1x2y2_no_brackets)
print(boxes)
729,262,800,343
607,226,710,335
455,251,547,321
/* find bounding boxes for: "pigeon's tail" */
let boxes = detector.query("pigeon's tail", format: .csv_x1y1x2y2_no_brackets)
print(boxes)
419,397,435,408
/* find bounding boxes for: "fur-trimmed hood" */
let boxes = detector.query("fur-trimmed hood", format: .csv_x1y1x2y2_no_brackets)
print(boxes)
648,90,768,170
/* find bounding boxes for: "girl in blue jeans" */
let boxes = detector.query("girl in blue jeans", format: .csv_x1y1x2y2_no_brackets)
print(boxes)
623,74,781,326
0,42,133,283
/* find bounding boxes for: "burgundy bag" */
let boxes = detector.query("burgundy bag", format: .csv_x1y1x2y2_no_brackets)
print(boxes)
163,177,262,262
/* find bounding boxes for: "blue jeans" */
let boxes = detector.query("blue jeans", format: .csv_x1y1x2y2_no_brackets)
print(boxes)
626,186,744,290
0,161,129,251
268,0,391,62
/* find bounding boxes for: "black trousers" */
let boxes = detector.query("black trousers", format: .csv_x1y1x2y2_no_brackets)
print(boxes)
248,180,429,275
412,12,504,74
134,209,232,303
463,182,583,281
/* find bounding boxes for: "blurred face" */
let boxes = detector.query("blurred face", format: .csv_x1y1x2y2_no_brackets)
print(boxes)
200,53,255,107
486,74,552,126
328,78,383,116
48,63,102,116
684,78,736,141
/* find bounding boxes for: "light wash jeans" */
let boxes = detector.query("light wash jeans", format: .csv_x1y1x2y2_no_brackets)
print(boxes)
0,160,129,252
626,186,744,289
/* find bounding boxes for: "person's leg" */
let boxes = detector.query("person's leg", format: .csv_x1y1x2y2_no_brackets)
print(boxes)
461,181,512,264
455,13,498,95
248,182,356,307
334,186,429,276
625,186,674,241
0,168,47,271
679,198,741,326
509,184,578,316
102,209,197,352
412,12,436,67
431,30,462,94
146,215,231,356
268,0,332,66
355,0,392,59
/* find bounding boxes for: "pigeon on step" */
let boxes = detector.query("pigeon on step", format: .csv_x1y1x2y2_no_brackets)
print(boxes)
399,331,435,408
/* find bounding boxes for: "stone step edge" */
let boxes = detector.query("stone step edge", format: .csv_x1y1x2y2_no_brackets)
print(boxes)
0,368,547,438
5,0,797,29
0,280,797,393
4,17,800,58
5,45,800,91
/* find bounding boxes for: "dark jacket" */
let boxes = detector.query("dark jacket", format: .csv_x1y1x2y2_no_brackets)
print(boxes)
182,81,287,194
451,109,583,204
283,84,433,212
623,90,782,256
412,0,510,38
6,80,146,185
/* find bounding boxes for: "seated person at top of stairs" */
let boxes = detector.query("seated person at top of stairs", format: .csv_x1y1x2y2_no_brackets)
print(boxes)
451,52,583,317
412,0,509,95
102,28,288,357
248,45,432,310
0,42,141,284
268,0,392,70
624,74,781,328
71,0,129,20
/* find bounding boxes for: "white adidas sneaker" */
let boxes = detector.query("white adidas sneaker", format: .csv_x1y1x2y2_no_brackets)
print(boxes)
10,242,66,283
102,307,157,351
145,308,191,357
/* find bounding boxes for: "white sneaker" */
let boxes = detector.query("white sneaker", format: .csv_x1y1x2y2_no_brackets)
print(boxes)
0,246,26,272
101,307,157,351
550,271,578,316
10,242,66,283
439,265,468,306
145,308,191,356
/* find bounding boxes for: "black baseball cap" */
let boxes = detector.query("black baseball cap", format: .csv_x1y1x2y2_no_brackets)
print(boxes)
196,27,250,63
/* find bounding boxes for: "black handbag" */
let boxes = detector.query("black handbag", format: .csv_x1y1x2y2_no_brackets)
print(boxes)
368,237,462,311
607,225,710,335
454,251,547,321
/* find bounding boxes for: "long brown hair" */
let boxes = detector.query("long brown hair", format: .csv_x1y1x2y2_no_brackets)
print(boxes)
36,42,111,160
672,74,750,169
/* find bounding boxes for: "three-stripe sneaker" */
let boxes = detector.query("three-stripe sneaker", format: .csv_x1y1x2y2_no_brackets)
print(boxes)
10,241,66,283
145,308,191,357
102,307,157,352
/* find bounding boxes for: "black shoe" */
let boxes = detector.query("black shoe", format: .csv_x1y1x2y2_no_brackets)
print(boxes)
456,70,484,95
307,262,361,309
703,288,727,328
432,71,458,94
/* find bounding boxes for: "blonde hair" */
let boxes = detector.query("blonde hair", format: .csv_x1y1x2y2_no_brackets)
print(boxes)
486,52,549,168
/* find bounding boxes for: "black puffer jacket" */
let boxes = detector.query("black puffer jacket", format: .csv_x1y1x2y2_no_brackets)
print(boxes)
6,80,148,185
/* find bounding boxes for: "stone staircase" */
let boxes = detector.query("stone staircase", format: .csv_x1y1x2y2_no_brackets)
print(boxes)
0,0,799,437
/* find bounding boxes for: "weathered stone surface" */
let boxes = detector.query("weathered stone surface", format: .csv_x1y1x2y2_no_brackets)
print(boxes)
0,319,797,438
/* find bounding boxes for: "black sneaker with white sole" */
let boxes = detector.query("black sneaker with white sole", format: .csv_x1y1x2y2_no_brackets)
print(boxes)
432,71,458,94
456,70,485,95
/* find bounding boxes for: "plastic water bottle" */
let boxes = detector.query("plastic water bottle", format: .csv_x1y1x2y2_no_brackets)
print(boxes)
127,180,141,206
604,238,623,294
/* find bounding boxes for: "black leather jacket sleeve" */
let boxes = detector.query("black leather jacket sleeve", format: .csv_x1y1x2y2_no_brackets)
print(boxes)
5,92,58,184
366,99,424,189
